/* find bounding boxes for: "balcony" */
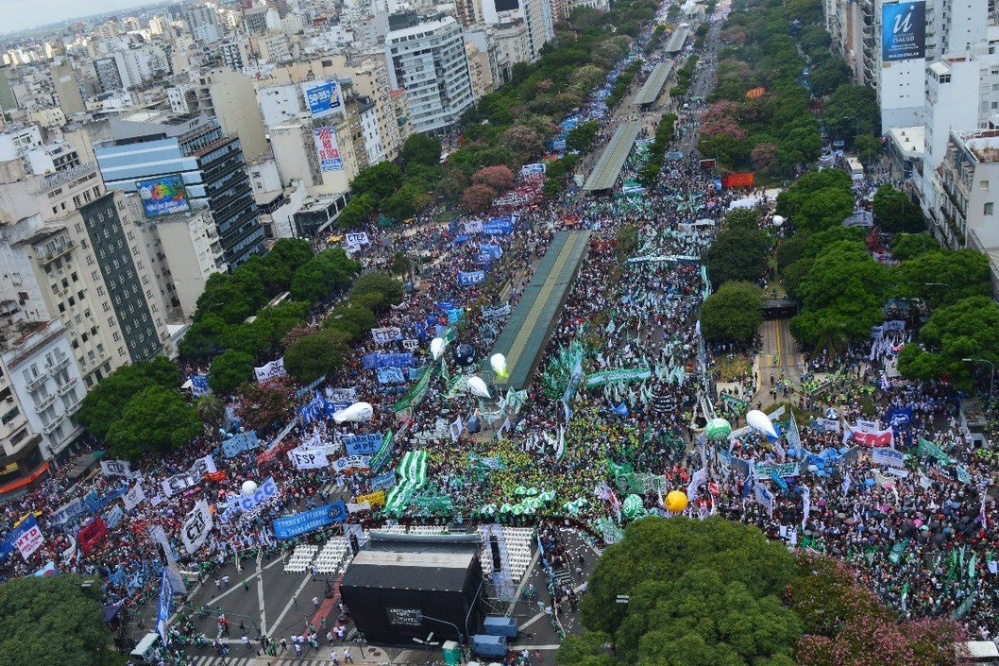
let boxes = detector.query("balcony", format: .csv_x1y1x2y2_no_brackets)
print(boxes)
37,239,75,266
42,417,63,435
34,393,56,413
56,377,77,396
25,372,47,392
48,355,71,373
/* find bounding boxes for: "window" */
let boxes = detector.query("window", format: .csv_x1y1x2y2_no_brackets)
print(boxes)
986,202,994,216
981,181,990,190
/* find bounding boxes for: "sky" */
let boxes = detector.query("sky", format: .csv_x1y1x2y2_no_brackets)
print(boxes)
1,0,159,36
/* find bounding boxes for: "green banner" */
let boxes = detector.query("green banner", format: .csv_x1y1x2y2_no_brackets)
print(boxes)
584,368,651,389
720,393,749,413
917,438,950,466
753,462,800,479
370,429,394,474
888,540,909,565
393,364,439,413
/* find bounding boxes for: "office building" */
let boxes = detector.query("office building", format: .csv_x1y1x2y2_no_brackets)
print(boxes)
185,4,224,44
51,64,86,117
94,112,265,268
385,13,475,135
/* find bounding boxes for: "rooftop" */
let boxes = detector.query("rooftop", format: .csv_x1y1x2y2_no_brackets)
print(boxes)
957,129,999,163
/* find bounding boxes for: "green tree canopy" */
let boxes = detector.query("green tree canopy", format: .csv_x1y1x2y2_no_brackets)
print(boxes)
822,84,880,145
890,233,937,261
721,208,761,232
700,281,764,343
872,184,925,233
194,265,267,325
348,272,405,312
349,162,404,203
897,296,999,387
402,133,442,167
75,358,180,440
566,121,600,153
105,385,203,459
283,329,350,384
208,350,256,394
891,248,992,308
0,575,114,666
177,314,228,362
337,193,376,229
323,303,379,342
290,249,360,304
703,228,769,287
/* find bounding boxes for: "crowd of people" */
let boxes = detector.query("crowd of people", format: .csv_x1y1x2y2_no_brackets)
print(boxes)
2,0,998,659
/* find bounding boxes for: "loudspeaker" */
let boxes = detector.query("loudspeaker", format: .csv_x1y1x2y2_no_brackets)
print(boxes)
489,535,502,570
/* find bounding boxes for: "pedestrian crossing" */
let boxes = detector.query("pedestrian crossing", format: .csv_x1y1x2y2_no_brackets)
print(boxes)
186,648,378,666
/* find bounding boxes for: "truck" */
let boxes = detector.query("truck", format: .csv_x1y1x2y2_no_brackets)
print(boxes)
846,157,864,180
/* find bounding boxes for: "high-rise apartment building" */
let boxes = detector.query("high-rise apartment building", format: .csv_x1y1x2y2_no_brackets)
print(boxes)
185,4,224,44
94,112,266,268
385,13,475,135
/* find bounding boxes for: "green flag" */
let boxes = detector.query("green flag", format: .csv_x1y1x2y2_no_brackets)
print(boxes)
968,553,977,580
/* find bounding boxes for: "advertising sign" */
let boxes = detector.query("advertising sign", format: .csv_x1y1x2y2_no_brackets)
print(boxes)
882,1,925,62
314,127,344,172
302,80,343,118
136,175,191,218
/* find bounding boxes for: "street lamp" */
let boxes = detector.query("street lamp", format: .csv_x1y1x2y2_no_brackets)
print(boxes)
961,358,995,406
418,614,463,644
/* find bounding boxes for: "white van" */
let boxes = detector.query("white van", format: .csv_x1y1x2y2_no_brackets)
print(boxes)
129,632,161,664
961,641,999,664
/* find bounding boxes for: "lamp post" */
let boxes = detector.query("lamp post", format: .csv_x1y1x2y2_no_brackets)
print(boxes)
418,614,463,645
961,358,995,407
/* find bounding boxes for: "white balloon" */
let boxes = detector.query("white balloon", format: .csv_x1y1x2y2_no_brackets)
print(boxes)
333,402,374,423
466,376,491,398
241,480,258,496
747,409,778,439
490,353,506,372
430,337,445,360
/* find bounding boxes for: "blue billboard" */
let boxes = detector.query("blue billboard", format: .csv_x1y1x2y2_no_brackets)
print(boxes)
882,1,925,62
136,175,191,218
302,80,343,118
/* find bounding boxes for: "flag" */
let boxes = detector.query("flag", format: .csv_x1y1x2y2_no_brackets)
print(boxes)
770,470,789,494
800,486,811,529
785,411,806,459
842,474,852,497
687,468,707,500
555,425,565,462
900,582,909,611
968,553,977,579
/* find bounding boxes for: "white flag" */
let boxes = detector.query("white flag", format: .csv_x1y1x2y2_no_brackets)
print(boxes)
100,460,132,478
122,482,146,511
687,468,707,501
181,500,213,556
449,416,463,442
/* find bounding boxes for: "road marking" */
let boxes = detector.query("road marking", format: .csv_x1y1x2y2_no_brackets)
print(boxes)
506,548,542,615
257,555,267,636
269,573,314,637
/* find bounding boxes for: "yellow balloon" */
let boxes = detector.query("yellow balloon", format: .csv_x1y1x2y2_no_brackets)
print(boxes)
665,490,688,514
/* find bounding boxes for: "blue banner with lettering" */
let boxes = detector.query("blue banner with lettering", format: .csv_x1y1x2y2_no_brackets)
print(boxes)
447,308,465,324
272,502,347,540
362,353,415,371
885,406,913,428
222,431,260,458
480,245,502,259
189,375,210,397
458,271,486,287
344,434,383,456
370,471,397,491
376,367,406,385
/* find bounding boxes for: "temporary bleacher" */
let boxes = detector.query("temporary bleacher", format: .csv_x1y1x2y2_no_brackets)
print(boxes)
314,536,350,574
283,544,319,573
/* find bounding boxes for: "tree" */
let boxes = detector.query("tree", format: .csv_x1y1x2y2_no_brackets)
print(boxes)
233,376,296,434
700,282,764,343
793,187,856,232
808,58,851,97
381,182,432,221
0,575,114,666
323,303,379,342
196,394,225,430
178,314,228,362
208,350,256,394
337,193,376,229
290,249,359,304
897,296,999,388
402,133,442,167
872,185,924,233
502,125,544,163
194,268,267,325
722,208,761,232
267,238,314,276
823,84,880,145
576,518,801,665
472,165,516,192
890,233,936,261
892,248,992,308
349,162,403,203
566,121,600,153
703,228,768,287
105,386,204,459
750,142,779,176
775,168,852,223
461,184,497,212
75,359,180,440
349,272,404,311
284,329,350,384
556,632,615,666
853,134,882,168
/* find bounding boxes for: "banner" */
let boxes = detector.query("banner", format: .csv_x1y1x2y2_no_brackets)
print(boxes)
345,232,370,246
101,460,132,478
753,462,800,479
288,447,329,469
370,430,394,474
49,499,87,526
313,126,344,171
228,477,278,512
888,540,910,565
272,502,347,540
222,431,260,458
721,173,755,189
122,482,145,510
464,220,483,234
254,358,287,383
872,448,906,468
458,271,486,287
584,368,651,389
754,483,774,517
370,471,397,491
372,327,402,344
327,387,357,404
916,438,949,465
362,353,415,370
78,516,108,554
191,454,217,477
885,406,913,428
189,375,210,397
811,418,841,433
161,473,195,499
882,1,925,62
330,455,371,474
1,515,44,562
720,393,749,413
103,505,126,530
181,500,213,556
482,304,511,320
356,491,386,509
344,433,382,456
157,569,174,646
376,367,406,384
846,425,894,448
393,364,438,413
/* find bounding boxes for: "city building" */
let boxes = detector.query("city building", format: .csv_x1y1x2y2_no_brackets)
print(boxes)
185,4,224,44
94,112,266,268
385,12,475,135
51,64,86,117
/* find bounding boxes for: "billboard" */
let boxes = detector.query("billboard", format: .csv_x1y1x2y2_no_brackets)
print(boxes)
882,1,925,62
302,80,343,118
136,175,191,218
313,127,344,172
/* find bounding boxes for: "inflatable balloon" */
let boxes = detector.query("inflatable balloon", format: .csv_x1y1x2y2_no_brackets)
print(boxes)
747,409,779,440
705,417,732,441
454,344,476,367
490,353,509,379
430,337,446,360
241,480,258,496
665,490,688,513
466,376,490,398
622,494,646,519
333,402,373,423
